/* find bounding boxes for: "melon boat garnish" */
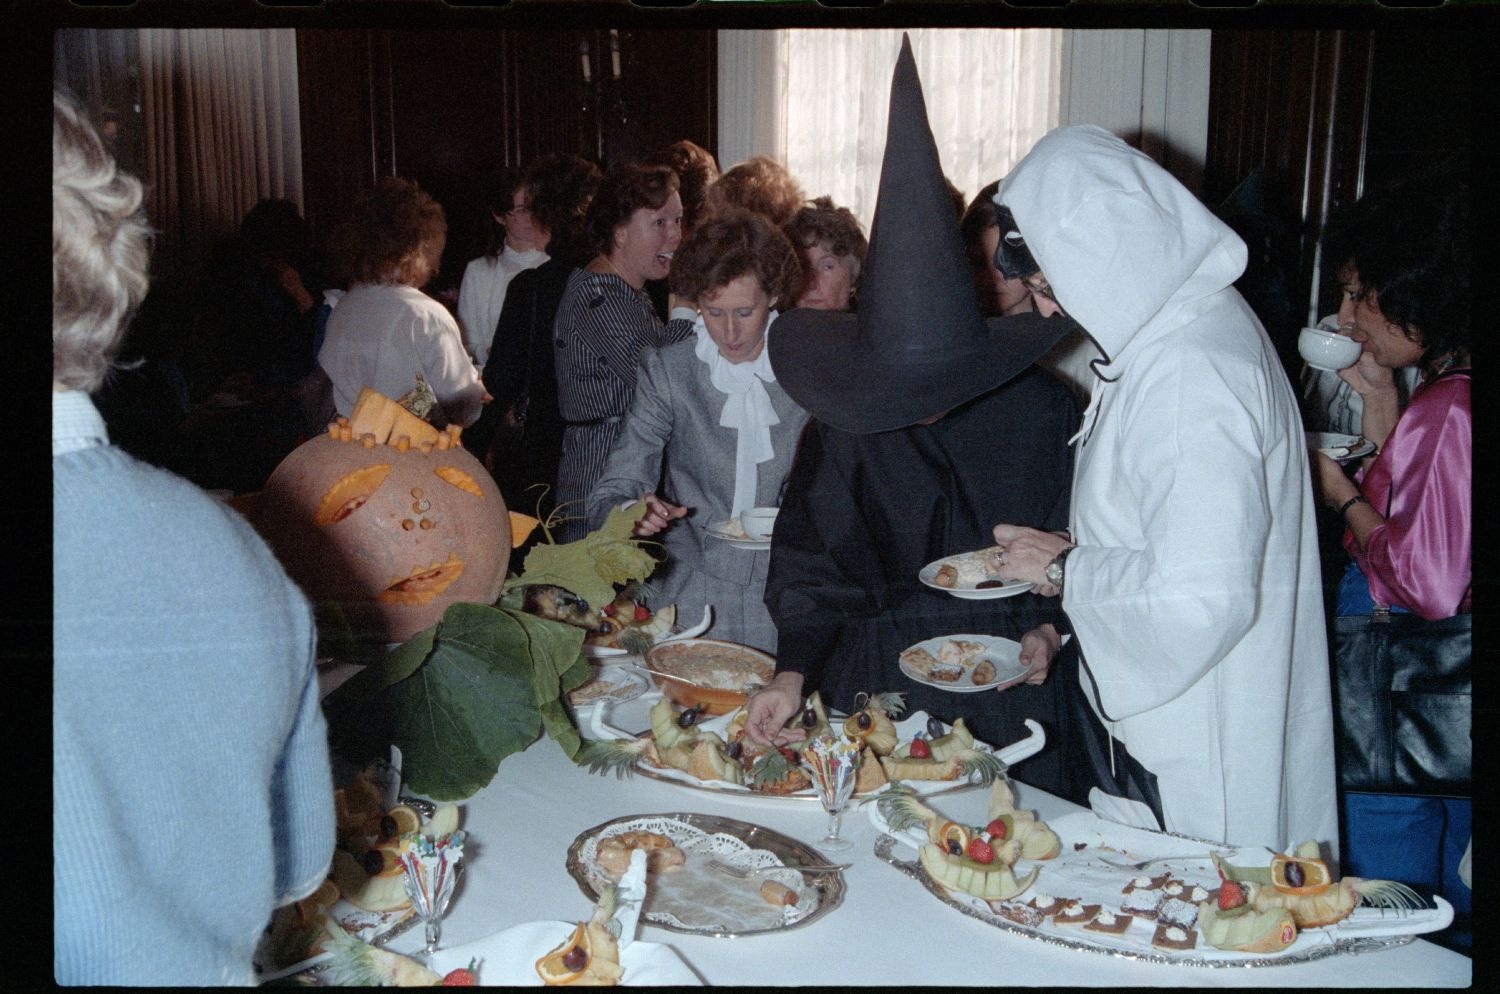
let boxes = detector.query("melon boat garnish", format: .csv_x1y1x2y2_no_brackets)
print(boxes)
877,780,1061,904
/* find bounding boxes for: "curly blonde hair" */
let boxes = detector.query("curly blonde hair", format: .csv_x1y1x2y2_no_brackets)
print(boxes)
53,89,152,393
329,177,447,288
704,156,805,228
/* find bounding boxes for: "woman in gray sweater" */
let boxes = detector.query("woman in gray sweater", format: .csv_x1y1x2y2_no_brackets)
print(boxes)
586,209,807,653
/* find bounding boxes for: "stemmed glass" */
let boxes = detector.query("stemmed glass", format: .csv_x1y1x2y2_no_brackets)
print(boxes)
400,829,466,965
803,735,862,854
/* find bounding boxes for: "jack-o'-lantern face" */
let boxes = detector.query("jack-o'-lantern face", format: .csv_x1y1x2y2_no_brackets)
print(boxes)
254,434,510,646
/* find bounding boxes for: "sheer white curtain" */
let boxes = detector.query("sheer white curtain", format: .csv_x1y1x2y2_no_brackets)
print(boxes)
54,28,305,277
719,29,1061,230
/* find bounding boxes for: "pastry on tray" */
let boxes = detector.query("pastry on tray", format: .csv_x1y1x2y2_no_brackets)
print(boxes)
1083,909,1134,935
1051,900,1101,927
1150,922,1199,951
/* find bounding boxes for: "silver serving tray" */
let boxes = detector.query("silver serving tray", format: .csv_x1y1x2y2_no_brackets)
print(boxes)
873,835,1420,967
595,701,1044,803
565,812,847,937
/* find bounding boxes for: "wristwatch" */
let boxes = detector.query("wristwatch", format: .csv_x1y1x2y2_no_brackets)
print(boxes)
1044,545,1075,590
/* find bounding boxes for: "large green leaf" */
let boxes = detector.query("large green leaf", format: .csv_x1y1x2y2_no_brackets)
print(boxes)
324,602,588,801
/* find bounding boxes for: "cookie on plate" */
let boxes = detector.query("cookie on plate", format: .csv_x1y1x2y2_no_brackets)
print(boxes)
1158,884,1210,929
1051,901,1101,926
1025,894,1067,919
1119,872,1171,919
1083,909,1134,935
1151,922,1199,951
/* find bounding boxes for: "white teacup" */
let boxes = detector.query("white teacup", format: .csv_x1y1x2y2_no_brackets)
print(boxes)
739,507,779,542
1298,326,1362,371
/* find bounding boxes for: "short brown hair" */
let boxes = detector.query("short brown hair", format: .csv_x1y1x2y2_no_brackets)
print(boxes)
584,163,680,259
705,156,805,227
330,177,447,288
645,140,719,234
669,207,801,307
782,196,868,276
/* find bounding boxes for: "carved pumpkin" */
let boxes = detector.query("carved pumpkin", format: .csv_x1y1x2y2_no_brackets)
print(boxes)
253,389,511,645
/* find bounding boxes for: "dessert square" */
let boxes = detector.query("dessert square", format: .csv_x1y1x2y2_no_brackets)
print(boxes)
1119,873,1170,919
990,900,1043,927
1083,909,1134,935
1156,897,1200,929
1025,894,1068,918
1052,901,1101,926
1151,922,1199,951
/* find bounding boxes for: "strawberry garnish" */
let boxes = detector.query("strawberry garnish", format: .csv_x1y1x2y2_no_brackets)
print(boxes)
908,737,932,759
442,959,480,985
967,837,995,864
633,602,652,623
985,818,1009,840
1217,878,1247,910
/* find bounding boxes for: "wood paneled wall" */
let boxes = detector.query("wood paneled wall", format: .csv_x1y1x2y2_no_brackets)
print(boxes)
295,29,716,293
1203,28,1474,372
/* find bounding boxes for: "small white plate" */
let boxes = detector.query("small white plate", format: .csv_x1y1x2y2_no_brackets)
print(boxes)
568,665,651,706
1307,431,1376,463
706,520,771,551
919,556,1034,600
899,634,1027,692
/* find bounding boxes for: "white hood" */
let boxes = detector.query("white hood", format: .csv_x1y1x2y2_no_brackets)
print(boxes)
998,126,1247,373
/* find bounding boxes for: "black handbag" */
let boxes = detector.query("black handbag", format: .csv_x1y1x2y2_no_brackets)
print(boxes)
1332,610,1471,796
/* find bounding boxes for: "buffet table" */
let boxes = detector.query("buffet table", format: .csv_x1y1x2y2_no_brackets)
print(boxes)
362,689,1472,988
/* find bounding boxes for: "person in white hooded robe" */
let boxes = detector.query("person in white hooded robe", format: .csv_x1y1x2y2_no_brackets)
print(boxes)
988,125,1339,856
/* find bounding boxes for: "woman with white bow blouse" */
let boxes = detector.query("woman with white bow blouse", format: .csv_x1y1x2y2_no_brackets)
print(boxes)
586,209,807,652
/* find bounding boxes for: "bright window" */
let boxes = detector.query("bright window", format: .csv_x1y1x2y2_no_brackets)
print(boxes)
781,29,1062,229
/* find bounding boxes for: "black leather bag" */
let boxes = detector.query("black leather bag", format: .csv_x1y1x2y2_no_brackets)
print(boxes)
1332,610,1471,795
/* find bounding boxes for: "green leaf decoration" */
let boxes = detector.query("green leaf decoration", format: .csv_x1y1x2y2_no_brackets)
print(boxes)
959,749,1007,785
511,504,656,609
324,601,587,801
577,738,648,779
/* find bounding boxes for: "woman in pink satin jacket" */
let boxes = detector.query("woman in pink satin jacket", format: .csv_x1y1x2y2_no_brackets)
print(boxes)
1310,175,1470,620
1308,167,1470,953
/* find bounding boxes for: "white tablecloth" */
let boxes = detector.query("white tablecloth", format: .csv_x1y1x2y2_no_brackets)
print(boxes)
369,690,1472,987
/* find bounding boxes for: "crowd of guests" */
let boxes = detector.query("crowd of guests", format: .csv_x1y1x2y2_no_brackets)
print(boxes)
55,32,1470,981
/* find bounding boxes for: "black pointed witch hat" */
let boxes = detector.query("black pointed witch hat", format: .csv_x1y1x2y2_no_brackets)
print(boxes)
769,34,1074,434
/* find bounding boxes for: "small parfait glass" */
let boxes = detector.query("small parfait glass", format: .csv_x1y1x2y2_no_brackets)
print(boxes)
802,735,862,854
399,829,466,965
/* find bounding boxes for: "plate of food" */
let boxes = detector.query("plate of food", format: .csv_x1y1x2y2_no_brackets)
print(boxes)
869,782,1452,966
899,635,1027,692
568,663,652,707
706,519,771,551
1306,431,1376,463
521,583,710,658
582,689,1047,801
254,767,465,978
920,547,1034,600
641,637,775,715
565,812,847,937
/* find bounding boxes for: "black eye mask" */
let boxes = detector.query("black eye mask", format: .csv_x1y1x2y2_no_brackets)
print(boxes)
992,205,1039,280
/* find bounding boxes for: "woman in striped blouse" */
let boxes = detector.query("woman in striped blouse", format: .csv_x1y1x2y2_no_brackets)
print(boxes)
552,163,694,540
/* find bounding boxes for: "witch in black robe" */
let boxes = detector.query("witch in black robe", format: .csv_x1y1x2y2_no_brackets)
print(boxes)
765,368,1080,797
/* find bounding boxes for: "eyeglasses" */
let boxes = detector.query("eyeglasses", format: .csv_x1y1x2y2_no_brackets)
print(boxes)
504,203,533,218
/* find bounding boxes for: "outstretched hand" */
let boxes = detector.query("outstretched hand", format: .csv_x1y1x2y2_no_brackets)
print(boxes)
744,671,805,747
633,493,689,536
